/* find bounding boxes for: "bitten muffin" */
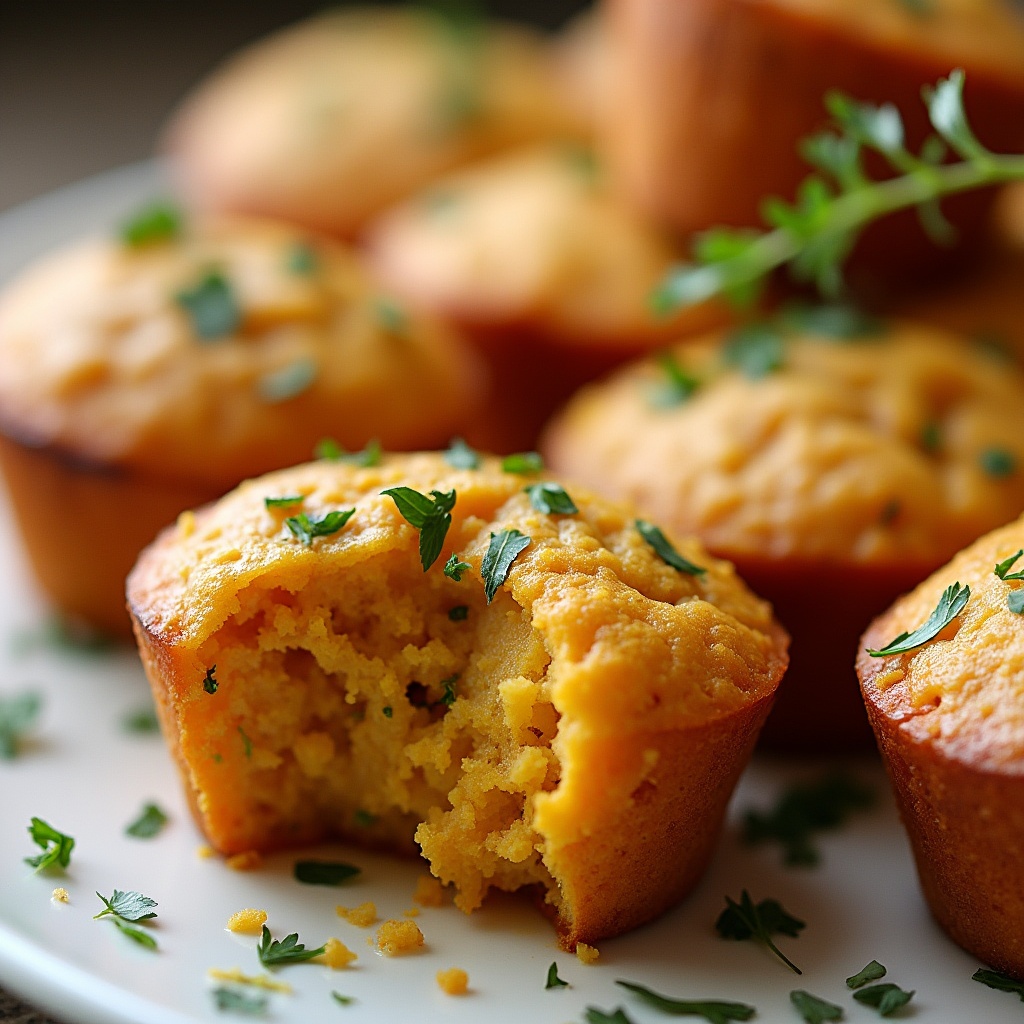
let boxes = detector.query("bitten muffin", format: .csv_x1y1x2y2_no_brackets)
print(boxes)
367,145,728,450
858,515,1024,977
164,7,584,239
126,453,788,947
0,215,485,636
543,314,1024,749
603,0,1024,289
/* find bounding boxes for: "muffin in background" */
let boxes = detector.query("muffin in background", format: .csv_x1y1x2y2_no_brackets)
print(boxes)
127,452,788,948
0,213,486,636
543,312,1024,750
164,7,585,240
858,514,1024,977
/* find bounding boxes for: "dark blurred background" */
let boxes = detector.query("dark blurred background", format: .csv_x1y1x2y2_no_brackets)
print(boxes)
0,0,591,213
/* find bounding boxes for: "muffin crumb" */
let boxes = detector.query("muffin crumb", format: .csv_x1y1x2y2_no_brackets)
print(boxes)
403,906,421,918
226,850,263,871
575,942,599,964
336,901,377,927
51,888,69,903
226,908,267,934
375,919,424,955
197,844,216,859
436,967,469,995
320,937,357,969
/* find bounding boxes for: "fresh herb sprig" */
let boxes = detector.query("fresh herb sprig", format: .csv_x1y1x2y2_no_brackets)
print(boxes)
480,529,530,602
314,438,382,467
790,990,843,1024
24,817,75,873
256,925,326,967
867,581,969,656
382,487,456,570
125,802,168,839
994,550,1024,581
525,483,578,515
636,520,705,576
973,967,1024,1001
715,890,805,974
852,983,914,1016
0,691,42,759
546,962,569,989
293,860,360,886
616,981,755,1023
285,509,355,547
212,986,268,1015
848,960,887,989
654,71,1024,311
94,889,159,949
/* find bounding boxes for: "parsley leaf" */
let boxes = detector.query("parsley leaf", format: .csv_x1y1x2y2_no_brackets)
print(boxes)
723,323,785,379
293,860,360,886
1010,591,1024,615
285,509,355,547
994,550,1024,581
444,553,471,580
546,962,568,989
213,986,268,1014
585,1009,634,1024
439,674,458,706
113,918,158,950
636,520,705,576
481,529,530,602
715,890,805,974
651,351,701,408
444,437,481,470
381,487,456,570
264,495,304,509
448,604,469,621
121,706,159,734
204,666,218,694
258,359,318,403
331,991,355,1006
617,981,755,1022
979,447,1016,478
175,270,241,341
852,983,914,1016
257,925,326,966
94,889,158,922
314,438,383,467
24,817,74,872
742,772,875,866
867,581,970,656
125,802,168,839
286,241,318,276
973,968,1024,1001
525,483,578,516
239,726,253,758
0,691,42,759
502,452,543,474
790,990,843,1023
847,961,887,989
120,201,182,247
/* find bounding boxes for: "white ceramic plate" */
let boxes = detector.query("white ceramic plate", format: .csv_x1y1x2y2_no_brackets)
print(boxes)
0,167,1021,1024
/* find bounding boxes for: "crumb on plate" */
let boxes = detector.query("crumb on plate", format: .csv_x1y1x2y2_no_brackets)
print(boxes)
51,887,69,903
575,942,599,964
413,874,445,907
320,937,358,969
436,967,469,995
226,908,268,934
375,919,424,956
336,901,377,927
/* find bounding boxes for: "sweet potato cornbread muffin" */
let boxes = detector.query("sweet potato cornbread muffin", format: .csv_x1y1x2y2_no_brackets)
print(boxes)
0,215,483,636
126,453,788,946
858,515,1024,976
543,314,1024,749
165,7,583,239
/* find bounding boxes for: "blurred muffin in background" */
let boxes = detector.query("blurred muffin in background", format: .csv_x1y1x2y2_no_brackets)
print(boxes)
602,0,1024,293
164,6,586,240
551,8,610,135
543,311,1024,750
366,145,730,451
0,210,486,637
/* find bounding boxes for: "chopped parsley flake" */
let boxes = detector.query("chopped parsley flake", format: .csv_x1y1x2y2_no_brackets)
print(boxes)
112,918,159,949
285,509,356,547
994,550,1024,580
125,802,169,839
0,690,42,759
264,494,304,510
381,487,456,571
382,706,393,718
121,706,160,734
790,990,843,1023
980,447,1016,478
481,529,530,602
780,302,884,340
257,925,326,966
24,817,74,872
616,981,755,1022
258,358,318,403
448,605,469,621
867,581,970,656
972,968,1024,1001
636,520,705,576
525,482,578,515
501,452,543,474
852,983,914,1016
584,1009,634,1024
651,351,701,408
212,986,268,1015
286,241,318,276
443,437,481,469
238,726,253,758
314,437,383,467
920,421,941,453
715,890,805,974
120,201,182,247
204,666,218,694
374,297,408,336
546,962,568,989
293,860,360,886
1010,591,1024,615
847,961,887,989
723,323,785,379
439,674,459,706
175,270,241,341
443,553,471,580
331,991,355,1006
353,810,377,827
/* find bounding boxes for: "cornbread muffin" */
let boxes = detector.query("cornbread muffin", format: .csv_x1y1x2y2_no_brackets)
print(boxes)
603,0,1024,287
126,454,788,946
367,146,728,450
858,514,1024,976
0,217,484,636
543,315,1024,749
165,7,583,239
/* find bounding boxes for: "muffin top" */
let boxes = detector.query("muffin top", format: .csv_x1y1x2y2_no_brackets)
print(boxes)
858,512,1024,772
366,146,726,349
0,216,484,488
543,313,1024,566
164,7,583,238
128,452,787,733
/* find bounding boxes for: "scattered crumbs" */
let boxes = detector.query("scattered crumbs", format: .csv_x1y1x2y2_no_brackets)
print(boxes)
337,902,377,928
197,844,216,860
375,919,424,956
207,967,292,994
413,874,445,907
52,887,69,903
320,938,358,969
226,850,263,872
575,942,600,964
436,967,469,995
226,908,268,935
875,667,906,691
404,907,421,918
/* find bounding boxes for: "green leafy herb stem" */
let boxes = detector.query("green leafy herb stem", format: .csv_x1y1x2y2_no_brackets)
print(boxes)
381,487,456,571
481,529,530,602
715,890,805,974
257,925,327,967
636,520,706,576
867,581,969,656
24,817,75,873
617,980,756,1023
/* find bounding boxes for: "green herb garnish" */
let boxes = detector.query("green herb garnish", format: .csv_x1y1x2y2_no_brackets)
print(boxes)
374,297,408,336
204,666,218,694
354,810,376,827
439,674,458,706
239,726,253,759
95,889,158,922
9,615,112,657
847,961,887,989
0,691,41,759
995,550,1024,580
212,986,268,1015
780,302,884,340
501,452,543,474
314,437,383,467
443,553,471,580
715,890,805,974
257,925,326,967
382,705,393,718
979,447,1016,478
546,962,568,989
285,509,355,547
125,802,168,839
852,983,914,1016
895,0,933,16
331,991,355,1006
866,581,969,656
972,968,1024,1001
654,71,1024,310
120,202,182,248
293,860,360,886
723,323,785,379
481,529,530,603
920,421,941,453
636,520,705,576
617,981,755,1022
584,1009,633,1024
265,495,304,509
444,437,481,469
286,241,318,276
651,351,701,408
175,270,241,340
1010,591,1024,615
742,772,875,866
382,487,456,571
448,605,469,621
790,990,843,1023
24,817,74,872
121,707,160,734
525,483,578,516
258,359,318,403
112,919,159,949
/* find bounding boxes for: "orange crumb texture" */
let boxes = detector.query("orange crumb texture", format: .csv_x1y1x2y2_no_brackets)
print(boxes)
413,874,445,907
404,907,421,918
575,942,599,964
226,851,263,871
226,908,268,934
375,919,424,955
336,901,377,927
321,938,357,969
436,968,469,995
51,888,69,903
